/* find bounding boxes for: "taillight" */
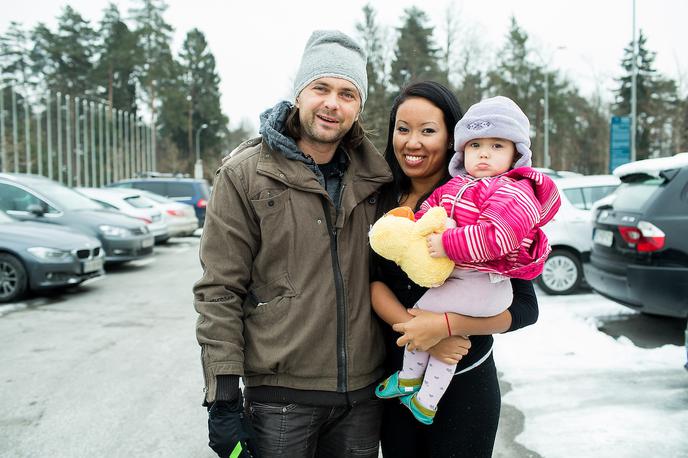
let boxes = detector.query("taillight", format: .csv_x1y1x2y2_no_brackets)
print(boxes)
618,221,665,252
166,209,183,216
196,199,207,208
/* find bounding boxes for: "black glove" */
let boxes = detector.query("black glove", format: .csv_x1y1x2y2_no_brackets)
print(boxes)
207,394,259,458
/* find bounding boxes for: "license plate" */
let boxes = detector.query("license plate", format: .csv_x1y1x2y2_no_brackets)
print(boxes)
82,258,103,273
141,237,154,248
593,229,614,247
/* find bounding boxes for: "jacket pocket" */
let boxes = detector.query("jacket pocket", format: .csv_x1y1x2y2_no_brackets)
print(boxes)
251,188,290,218
244,273,297,318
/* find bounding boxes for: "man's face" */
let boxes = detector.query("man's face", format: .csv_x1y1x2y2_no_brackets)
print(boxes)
295,77,361,146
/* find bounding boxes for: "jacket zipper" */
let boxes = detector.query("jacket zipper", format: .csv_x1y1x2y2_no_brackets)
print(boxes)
200,344,209,398
321,192,348,393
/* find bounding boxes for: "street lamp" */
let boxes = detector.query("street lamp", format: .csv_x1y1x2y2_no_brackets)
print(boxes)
194,123,208,179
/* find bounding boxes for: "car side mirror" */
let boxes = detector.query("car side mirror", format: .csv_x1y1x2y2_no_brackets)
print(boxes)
27,204,46,217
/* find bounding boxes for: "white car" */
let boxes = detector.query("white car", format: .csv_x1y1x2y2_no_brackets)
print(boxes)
77,187,170,244
136,190,198,237
537,175,620,295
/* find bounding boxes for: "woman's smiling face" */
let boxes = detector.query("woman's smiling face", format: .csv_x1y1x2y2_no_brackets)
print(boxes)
393,97,450,183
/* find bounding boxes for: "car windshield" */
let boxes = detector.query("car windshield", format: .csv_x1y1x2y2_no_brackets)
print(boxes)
613,177,663,212
563,185,619,210
141,191,172,204
124,195,155,209
34,182,103,210
0,210,15,223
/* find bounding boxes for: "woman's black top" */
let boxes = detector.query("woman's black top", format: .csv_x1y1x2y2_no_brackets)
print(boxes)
371,254,539,374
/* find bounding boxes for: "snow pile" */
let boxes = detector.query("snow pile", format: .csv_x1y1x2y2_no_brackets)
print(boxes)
495,292,687,458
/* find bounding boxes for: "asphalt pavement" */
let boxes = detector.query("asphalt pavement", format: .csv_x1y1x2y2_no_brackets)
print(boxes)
0,236,573,457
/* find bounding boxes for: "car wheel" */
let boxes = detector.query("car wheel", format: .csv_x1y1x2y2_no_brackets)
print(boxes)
0,253,28,303
536,249,582,295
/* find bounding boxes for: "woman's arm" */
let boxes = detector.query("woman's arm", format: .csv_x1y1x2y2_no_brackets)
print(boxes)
371,280,472,363
393,279,538,351
370,280,414,326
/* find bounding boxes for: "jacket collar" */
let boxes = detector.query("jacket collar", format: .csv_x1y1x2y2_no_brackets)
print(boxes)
256,101,391,196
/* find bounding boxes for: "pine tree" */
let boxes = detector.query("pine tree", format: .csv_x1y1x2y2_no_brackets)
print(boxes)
614,30,680,159
31,6,97,97
390,7,444,91
487,17,544,163
94,3,138,112
129,0,176,168
678,96,688,152
129,0,175,113
0,22,34,87
356,3,390,151
160,28,227,163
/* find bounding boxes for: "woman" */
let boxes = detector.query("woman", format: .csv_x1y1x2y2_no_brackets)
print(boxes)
371,81,539,457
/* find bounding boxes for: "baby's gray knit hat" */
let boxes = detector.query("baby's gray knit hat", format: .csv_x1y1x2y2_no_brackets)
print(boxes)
293,30,368,110
449,96,533,177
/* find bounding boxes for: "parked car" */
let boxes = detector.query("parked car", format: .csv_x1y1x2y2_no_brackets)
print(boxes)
108,177,210,227
537,175,620,295
533,168,584,180
584,153,688,318
0,173,154,264
136,190,198,237
0,210,104,302
77,187,170,244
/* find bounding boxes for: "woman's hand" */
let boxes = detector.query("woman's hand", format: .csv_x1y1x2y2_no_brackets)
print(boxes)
393,308,452,351
428,336,471,364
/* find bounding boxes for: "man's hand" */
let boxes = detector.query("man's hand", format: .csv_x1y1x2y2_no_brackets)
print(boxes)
208,395,258,458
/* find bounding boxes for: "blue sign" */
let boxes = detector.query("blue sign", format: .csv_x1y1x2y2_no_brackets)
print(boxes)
609,116,631,172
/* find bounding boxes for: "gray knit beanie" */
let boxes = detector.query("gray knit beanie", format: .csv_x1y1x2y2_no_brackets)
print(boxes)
293,30,368,110
449,96,532,177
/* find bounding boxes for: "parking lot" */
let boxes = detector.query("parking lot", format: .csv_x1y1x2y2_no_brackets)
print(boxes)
0,235,686,457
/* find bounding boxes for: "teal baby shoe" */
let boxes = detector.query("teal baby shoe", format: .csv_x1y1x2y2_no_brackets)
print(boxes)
375,371,421,399
399,392,436,425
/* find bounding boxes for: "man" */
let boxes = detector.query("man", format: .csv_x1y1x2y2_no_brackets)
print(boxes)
194,30,392,457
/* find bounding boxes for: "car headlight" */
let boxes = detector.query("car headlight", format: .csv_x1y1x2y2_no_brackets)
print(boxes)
99,225,132,237
27,247,73,261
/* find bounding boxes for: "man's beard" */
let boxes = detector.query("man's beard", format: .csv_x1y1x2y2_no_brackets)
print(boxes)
300,111,349,145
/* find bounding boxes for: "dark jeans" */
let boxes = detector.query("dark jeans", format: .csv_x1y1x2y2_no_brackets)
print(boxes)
246,398,382,458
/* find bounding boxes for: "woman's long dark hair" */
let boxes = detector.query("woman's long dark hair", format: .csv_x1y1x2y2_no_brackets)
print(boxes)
377,81,464,217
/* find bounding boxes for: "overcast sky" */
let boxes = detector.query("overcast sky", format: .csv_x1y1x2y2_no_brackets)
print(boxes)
3,0,687,131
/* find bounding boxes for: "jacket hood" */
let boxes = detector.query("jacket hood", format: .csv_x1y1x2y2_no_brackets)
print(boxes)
259,101,311,166
504,166,561,227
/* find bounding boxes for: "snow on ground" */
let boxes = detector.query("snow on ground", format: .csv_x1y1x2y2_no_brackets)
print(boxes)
494,291,688,458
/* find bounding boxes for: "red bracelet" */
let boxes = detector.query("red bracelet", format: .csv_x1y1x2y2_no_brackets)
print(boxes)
444,312,452,336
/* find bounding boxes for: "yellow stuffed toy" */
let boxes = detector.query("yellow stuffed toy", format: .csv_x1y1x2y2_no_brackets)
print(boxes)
369,206,455,288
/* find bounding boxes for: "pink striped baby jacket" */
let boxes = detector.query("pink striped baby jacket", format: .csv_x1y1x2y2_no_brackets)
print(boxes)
416,167,561,280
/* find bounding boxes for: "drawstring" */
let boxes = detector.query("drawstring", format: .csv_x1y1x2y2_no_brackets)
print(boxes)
449,179,479,220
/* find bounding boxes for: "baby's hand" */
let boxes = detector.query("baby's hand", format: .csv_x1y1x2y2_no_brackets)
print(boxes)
427,233,447,258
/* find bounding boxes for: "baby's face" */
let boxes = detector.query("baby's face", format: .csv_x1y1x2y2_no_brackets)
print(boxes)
463,137,516,178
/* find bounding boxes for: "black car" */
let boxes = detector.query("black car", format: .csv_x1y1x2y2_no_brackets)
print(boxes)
0,211,104,302
108,177,211,227
584,153,688,318
0,173,155,264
